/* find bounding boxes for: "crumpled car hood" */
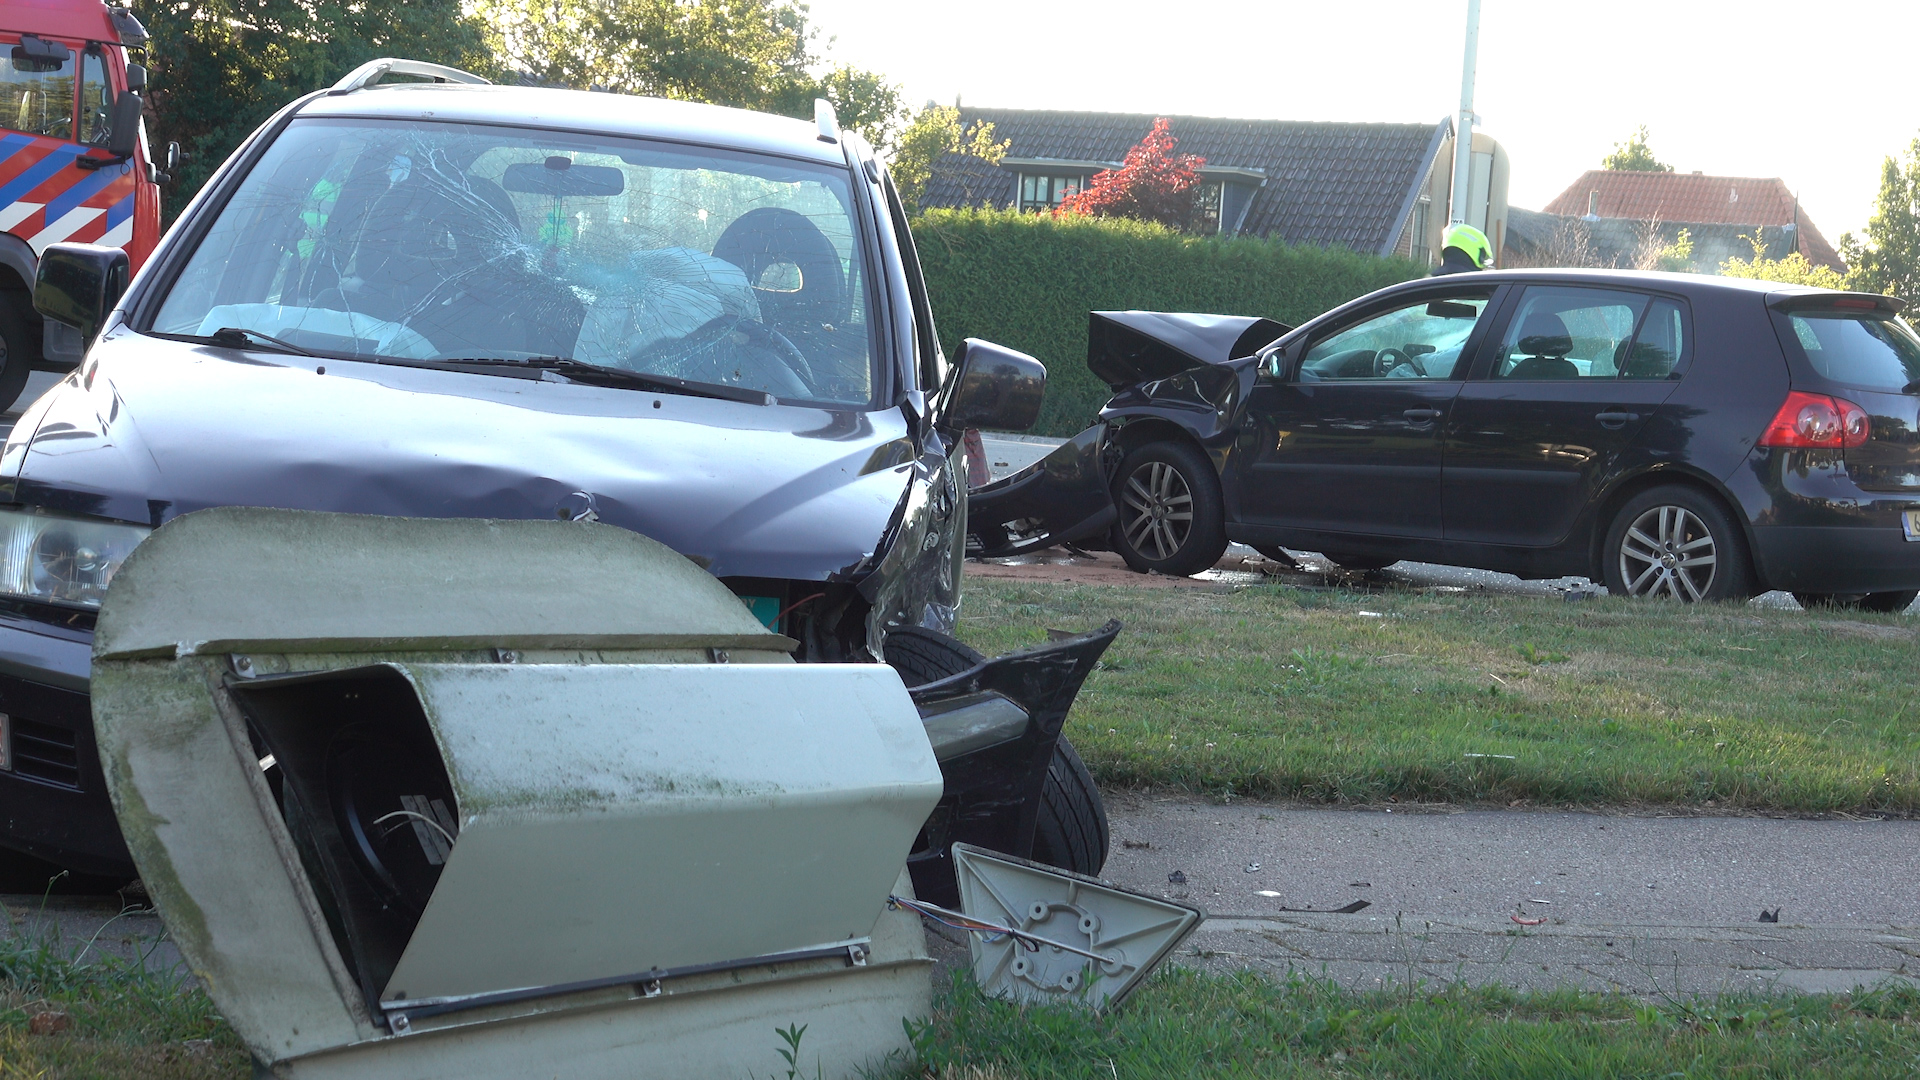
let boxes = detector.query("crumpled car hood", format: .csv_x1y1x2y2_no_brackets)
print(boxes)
0,333,917,581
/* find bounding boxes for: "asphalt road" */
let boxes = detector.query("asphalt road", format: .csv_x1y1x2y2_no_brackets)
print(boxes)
1090,795,1920,996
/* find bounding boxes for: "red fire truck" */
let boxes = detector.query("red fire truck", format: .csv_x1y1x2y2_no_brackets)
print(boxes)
0,0,168,411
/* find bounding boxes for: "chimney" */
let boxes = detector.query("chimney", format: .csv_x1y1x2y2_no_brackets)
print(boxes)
1585,190,1599,221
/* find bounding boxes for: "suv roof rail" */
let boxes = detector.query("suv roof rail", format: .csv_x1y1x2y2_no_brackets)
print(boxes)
814,98,840,144
330,58,491,95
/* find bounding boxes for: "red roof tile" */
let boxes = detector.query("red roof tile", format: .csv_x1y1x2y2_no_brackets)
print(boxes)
1543,171,1841,269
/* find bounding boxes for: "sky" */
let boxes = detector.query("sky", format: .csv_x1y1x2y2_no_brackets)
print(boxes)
803,0,1920,244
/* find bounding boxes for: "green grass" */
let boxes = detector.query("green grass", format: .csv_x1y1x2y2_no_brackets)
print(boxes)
906,968,1920,1079
0,905,247,1078
958,579,1920,812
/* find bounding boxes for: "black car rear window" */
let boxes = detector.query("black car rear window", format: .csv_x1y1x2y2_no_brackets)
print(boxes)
1786,312,1920,393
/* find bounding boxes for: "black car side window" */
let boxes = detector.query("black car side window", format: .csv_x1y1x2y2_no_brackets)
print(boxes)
1620,298,1687,379
1297,294,1489,381
1492,286,1650,380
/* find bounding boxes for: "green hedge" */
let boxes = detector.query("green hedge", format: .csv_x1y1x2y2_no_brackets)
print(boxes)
911,209,1425,437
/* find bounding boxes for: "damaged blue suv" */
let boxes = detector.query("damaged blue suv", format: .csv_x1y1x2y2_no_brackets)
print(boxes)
0,59,1107,904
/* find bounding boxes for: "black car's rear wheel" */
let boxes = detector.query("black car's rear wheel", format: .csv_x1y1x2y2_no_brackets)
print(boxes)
0,298,37,416
1793,590,1918,613
1110,440,1227,577
1602,486,1750,602
884,626,1109,877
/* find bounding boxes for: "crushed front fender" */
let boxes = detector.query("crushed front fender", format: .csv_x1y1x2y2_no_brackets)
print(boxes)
904,619,1121,905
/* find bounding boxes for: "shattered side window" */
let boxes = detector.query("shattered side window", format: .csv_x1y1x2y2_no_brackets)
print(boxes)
152,118,877,407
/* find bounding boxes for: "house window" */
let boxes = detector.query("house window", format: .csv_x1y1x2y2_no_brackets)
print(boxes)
1018,174,1086,212
1194,181,1222,234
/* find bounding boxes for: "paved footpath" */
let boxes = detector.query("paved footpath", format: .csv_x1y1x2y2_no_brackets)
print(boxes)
1091,795,1920,996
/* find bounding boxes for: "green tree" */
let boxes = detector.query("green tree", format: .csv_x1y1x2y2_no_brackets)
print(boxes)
1839,136,1920,300
1602,125,1673,172
146,0,493,213
473,0,902,144
888,105,1008,213
1720,230,1848,289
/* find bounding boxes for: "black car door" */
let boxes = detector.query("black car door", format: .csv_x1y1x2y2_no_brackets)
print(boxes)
1442,286,1690,546
1235,286,1499,538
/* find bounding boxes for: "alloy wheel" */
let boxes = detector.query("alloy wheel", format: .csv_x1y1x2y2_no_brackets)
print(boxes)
1120,460,1193,561
1618,504,1717,601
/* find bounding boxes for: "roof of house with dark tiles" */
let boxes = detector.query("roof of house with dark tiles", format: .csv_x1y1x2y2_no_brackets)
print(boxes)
918,108,1450,254
1542,171,1841,269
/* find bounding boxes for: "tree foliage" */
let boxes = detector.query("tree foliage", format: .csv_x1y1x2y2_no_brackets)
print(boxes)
1720,230,1848,289
889,105,1007,213
473,0,901,143
1057,118,1208,232
146,0,493,209
144,0,905,215
1839,136,1920,300
1602,125,1673,172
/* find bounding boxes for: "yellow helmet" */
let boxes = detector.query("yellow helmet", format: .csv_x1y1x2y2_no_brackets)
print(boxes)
1441,223,1492,268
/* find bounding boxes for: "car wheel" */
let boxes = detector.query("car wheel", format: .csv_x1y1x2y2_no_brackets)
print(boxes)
1109,440,1227,577
883,626,1109,876
1321,551,1398,571
1793,590,1918,613
1602,486,1751,602
0,298,36,416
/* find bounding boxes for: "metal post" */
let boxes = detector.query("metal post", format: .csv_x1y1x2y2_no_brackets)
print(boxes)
1449,0,1481,226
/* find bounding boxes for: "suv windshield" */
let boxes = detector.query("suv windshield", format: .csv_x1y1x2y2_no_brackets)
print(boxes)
1786,311,1920,394
153,118,877,407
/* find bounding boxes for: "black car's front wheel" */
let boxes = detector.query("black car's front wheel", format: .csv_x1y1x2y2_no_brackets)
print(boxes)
1110,440,1227,577
883,627,1110,877
1602,486,1751,602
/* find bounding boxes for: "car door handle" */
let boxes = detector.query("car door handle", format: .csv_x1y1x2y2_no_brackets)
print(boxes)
1595,410,1641,427
1402,408,1442,421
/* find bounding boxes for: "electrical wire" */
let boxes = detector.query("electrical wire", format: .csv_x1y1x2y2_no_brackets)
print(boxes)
887,895,1112,963
374,809,457,851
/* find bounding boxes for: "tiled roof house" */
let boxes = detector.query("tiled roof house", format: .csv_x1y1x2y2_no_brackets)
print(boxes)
1535,171,1842,270
919,109,1510,266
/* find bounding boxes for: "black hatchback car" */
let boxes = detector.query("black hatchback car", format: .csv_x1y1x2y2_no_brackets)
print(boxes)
970,270,1920,610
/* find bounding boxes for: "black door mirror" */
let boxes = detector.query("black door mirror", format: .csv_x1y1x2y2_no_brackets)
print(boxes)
123,62,147,91
11,35,70,72
943,339,1045,433
107,90,142,159
165,140,184,173
35,243,130,343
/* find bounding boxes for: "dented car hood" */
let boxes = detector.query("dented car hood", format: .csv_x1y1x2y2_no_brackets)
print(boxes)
0,334,918,581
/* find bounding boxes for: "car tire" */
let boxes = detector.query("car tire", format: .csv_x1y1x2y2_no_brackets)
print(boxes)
1321,551,1398,571
1793,590,1918,613
0,298,36,416
1109,440,1227,577
1602,485,1752,602
882,626,1109,877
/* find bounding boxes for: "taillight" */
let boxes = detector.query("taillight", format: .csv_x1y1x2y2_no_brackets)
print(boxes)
1758,390,1871,449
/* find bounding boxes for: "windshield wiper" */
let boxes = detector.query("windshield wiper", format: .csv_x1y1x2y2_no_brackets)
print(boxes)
441,356,774,405
206,327,320,357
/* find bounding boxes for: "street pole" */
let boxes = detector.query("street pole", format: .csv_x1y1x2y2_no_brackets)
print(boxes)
1449,0,1481,226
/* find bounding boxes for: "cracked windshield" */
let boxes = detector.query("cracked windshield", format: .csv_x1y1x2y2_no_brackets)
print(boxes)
153,117,875,405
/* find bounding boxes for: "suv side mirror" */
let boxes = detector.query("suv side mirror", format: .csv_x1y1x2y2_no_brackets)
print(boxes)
107,90,143,159
944,339,1045,433
1259,345,1289,380
36,243,130,343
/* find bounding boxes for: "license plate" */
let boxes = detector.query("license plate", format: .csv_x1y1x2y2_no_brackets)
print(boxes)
1907,510,1920,542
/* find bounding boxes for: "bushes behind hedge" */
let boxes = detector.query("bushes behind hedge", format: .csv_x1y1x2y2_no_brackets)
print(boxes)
911,208,1425,437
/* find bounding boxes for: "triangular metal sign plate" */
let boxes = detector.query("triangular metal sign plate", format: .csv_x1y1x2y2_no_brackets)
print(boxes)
951,843,1204,1011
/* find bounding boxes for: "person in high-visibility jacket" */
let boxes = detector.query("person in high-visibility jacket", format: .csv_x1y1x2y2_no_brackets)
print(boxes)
1433,222,1493,275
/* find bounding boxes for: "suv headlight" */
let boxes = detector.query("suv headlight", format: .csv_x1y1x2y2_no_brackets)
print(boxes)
0,510,150,609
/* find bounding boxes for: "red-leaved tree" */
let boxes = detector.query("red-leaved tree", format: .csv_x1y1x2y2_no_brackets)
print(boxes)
1057,118,1207,231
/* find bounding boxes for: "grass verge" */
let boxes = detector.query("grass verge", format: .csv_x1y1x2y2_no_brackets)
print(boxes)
907,967,1920,1078
958,578,1920,812
0,903,246,1079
